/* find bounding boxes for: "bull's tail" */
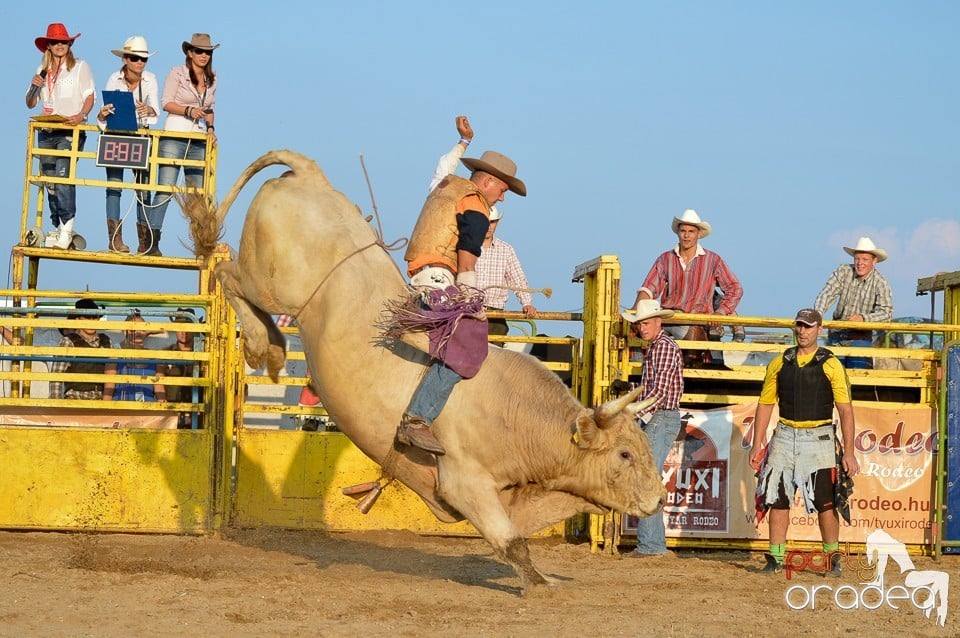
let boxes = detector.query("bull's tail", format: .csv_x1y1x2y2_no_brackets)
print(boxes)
182,150,331,258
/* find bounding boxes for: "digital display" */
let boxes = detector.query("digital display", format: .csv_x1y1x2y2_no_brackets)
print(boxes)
96,134,151,171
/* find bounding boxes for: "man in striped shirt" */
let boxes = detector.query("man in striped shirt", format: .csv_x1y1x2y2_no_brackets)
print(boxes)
629,209,742,341
620,299,684,557
814,237,893,369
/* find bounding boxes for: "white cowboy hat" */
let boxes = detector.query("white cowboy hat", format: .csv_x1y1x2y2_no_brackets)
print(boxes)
621,299,675,324
671,209,712,238
111,36,156,59
489,206,503,222
843,236,888,262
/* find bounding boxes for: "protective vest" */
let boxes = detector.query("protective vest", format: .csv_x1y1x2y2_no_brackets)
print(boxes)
405,174,489,276
777,346,835,423
65,332,112,393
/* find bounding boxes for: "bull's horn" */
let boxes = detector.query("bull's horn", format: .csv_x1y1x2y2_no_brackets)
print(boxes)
596,384,644,424
626,396,657,416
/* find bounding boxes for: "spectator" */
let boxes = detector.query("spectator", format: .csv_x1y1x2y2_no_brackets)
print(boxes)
146,33,219,256
95,36,160,253
628,209,742,366
49,299,115,400
814,236,893,369
25,23,96,250
106,311,166,402
748,308,860,574
620,299,684,557
476,208,536,338
165,308,201,427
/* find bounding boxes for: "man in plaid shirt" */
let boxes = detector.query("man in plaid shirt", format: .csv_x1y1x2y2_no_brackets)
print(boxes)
476,207,536,337
814,237,893,369
49,299,116,400
620,299,684,557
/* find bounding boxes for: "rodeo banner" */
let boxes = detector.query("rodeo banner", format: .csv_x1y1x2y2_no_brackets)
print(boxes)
625,403,936,544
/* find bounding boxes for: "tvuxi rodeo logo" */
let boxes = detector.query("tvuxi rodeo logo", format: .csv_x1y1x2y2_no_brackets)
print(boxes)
782,529,949,626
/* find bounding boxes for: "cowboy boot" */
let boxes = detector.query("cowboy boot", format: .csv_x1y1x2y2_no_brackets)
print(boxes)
107,219,129,253
396,414,446,455
137,223,162,256
136,222,149,254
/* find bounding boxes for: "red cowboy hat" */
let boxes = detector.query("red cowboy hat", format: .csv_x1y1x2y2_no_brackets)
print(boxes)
35,23,81,53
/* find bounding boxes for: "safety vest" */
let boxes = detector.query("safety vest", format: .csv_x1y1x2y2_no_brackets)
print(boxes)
777,346,835,423
405,174,489,276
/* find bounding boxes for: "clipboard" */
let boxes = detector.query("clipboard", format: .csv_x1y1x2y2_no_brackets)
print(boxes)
101,90,139,132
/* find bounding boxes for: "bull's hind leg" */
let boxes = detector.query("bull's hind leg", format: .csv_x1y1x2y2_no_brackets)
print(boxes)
438,468,554,592
215,261,287,379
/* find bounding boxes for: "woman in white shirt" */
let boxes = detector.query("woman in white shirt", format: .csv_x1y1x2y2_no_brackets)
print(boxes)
95,36,159,253
25,23,96,250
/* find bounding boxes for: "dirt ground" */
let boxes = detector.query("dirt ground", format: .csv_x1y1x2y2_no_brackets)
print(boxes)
0,529,956,638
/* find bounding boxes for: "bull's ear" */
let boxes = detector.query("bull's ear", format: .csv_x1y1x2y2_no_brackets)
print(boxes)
574,415,599,448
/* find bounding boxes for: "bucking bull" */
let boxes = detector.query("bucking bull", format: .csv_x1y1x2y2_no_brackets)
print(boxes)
181,150,665,592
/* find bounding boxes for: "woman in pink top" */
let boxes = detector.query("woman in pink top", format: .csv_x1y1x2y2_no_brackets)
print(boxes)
144,33,219,256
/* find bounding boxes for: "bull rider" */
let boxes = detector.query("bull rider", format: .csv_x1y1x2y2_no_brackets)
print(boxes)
394,150,527,455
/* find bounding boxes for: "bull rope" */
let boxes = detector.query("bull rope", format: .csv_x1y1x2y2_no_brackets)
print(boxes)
482,285,553,299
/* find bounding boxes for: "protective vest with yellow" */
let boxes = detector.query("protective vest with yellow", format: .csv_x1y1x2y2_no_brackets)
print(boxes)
777,346,835,424
405,174,489,277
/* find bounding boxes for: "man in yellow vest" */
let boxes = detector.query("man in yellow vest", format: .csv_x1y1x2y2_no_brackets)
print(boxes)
398,150,526,454
749,308,860,574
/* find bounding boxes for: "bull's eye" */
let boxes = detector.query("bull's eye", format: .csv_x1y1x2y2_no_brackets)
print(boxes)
619,450,633,462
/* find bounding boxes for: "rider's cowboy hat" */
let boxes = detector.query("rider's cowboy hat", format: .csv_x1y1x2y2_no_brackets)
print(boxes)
461,151,527,197
182,33,220,54
671,209,712,239
621,299,675,324
111,36,156,59
36,23,81,53
843,236,888,263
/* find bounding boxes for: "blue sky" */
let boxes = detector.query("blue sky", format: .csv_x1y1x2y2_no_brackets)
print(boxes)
2,2,957,328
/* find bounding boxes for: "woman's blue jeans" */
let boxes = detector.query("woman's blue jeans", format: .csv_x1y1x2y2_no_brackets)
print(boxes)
37,130,86,227
149,137,206,230
105,167,149,223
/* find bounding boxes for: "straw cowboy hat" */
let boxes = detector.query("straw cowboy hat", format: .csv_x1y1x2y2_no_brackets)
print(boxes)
182,33,220,54
621,299,675,324
35,23,81,53
461,151,527,197
111,36,156,59
843,236,888,262
671,209,712,238
489,206,503,222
